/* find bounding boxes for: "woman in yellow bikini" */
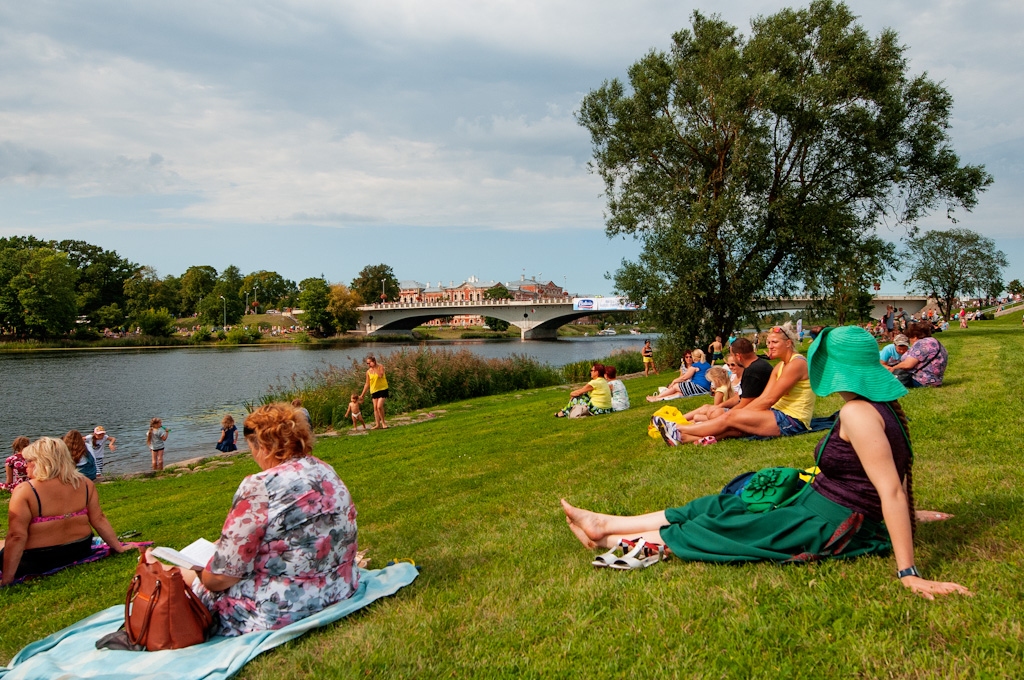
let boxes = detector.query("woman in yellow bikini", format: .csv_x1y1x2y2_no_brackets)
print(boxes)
359,354,389,430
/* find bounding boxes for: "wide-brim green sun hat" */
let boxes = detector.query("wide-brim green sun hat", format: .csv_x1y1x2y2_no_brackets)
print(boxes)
807,325,908,401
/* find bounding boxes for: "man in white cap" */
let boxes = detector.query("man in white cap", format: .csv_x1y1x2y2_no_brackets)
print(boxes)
879,334,910,367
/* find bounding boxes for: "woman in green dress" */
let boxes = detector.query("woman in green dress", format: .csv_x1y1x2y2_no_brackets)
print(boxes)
561,326,971,600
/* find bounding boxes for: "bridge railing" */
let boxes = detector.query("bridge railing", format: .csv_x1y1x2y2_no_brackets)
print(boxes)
361,297,574,311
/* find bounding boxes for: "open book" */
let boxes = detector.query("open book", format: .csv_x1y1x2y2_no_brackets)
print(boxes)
150,538,217,570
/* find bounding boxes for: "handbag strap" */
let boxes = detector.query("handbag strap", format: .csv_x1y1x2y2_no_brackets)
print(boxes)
125,574,161,646
809,414,840,474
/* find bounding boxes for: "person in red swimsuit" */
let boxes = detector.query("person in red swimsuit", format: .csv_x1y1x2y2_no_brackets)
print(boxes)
0,437,126,584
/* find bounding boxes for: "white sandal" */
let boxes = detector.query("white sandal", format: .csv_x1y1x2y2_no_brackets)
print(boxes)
608,539,667,570
591,539,632,568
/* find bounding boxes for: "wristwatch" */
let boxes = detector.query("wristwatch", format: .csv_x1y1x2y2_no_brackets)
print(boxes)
897,566,920,579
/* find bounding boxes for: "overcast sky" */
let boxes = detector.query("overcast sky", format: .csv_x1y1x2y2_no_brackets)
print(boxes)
1,1,1020,295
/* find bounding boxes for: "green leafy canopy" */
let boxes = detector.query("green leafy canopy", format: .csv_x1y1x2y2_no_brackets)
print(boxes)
579,0,991,347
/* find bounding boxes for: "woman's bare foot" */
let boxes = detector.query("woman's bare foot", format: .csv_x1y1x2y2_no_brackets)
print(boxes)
916,510,953,522
565,517,597,549
560,499,608,543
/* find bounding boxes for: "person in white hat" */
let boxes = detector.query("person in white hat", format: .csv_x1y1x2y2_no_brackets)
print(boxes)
82,426,116,477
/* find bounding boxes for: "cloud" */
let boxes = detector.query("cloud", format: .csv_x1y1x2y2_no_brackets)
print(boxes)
0,0,1020,289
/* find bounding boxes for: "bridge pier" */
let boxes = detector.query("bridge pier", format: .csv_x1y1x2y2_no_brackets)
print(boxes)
514,324,559,340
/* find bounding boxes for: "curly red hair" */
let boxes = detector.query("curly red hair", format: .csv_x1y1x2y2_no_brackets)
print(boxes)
243,403,313,466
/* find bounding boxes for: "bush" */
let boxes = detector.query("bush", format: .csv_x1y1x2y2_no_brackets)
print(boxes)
134,308,177,337
261,348,563,428
562,350,644,383
72,326,102,341
189,325,213,344
224,326,262,344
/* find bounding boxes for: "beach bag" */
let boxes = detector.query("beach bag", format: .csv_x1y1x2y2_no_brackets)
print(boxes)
125,550,212,651
568,404,591,419
735,417,840,513
647,406,688,439
740,467,809,512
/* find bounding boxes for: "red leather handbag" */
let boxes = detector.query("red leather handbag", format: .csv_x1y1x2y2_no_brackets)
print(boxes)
125,550,213,651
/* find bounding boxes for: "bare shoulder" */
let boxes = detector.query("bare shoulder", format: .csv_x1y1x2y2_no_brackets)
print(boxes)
82,477,99,500
839,399,884,426
784,354,809,376
9,481,33,505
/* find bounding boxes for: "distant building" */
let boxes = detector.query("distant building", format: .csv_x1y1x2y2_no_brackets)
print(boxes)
390,275,568,327
398,280,426,303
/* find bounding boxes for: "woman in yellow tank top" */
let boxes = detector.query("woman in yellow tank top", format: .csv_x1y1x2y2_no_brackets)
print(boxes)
657,322,815,445
359,355,389,430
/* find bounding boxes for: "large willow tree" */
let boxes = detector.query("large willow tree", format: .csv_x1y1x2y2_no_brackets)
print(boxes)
579,1,991,347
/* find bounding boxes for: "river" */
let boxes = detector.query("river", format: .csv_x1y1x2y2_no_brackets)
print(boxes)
0,335,655,475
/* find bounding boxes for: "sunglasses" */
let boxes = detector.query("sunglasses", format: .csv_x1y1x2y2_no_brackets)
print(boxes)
243,425,255,437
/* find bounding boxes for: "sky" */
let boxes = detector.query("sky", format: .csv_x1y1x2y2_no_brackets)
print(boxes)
1,0,1021,296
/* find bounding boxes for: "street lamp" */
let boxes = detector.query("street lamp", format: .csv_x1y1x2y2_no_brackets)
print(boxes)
245,291,249,315
254,284,260,314
380,280,386,303
219,295,226,329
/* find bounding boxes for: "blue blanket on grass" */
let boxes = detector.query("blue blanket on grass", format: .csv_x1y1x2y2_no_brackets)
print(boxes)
0,563,418,680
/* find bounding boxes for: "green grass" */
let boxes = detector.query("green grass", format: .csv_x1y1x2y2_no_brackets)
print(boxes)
2,315,1023,677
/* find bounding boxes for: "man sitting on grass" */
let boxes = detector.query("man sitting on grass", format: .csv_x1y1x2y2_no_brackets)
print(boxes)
655,325,814,445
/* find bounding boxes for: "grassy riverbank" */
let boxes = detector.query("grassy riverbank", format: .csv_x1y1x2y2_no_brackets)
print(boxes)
1,315,1022,677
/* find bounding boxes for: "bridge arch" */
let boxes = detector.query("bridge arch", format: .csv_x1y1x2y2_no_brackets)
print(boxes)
357,300,625,339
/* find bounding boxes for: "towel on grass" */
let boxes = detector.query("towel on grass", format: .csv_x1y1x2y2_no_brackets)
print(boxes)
743,414,838,441
0,563,418,680
0,539,153,587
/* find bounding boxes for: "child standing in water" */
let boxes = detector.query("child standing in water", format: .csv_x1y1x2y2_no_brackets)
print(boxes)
83,426,116,477
147,417,169,471
216,414,238,452
343,393,367,431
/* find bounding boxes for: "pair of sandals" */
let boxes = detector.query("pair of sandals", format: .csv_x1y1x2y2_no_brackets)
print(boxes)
591,538,668,570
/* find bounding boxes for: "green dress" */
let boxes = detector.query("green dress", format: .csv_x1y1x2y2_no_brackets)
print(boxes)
659,402,906,563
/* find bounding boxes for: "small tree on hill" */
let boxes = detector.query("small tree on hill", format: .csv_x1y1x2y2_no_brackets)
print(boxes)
903,228,1008,318
351,264,400,304
298,277,335,336
328,283,361,332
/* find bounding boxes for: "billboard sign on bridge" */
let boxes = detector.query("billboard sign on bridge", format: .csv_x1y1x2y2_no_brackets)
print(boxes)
572,296,643,311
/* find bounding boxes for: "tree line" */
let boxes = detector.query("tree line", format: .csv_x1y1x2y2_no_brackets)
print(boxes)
0,235,405,339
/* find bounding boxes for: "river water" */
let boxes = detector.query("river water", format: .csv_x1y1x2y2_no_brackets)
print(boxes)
0,335,655,475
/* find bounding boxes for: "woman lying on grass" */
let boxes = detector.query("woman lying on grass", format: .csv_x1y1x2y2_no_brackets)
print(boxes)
561,326,971,600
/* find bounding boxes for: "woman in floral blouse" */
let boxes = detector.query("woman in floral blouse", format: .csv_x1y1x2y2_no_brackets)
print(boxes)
152,402,359,636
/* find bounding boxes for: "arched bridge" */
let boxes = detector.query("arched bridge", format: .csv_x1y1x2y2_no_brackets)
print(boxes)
356,298,603,340
751,295,932,319
355,294,933,340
